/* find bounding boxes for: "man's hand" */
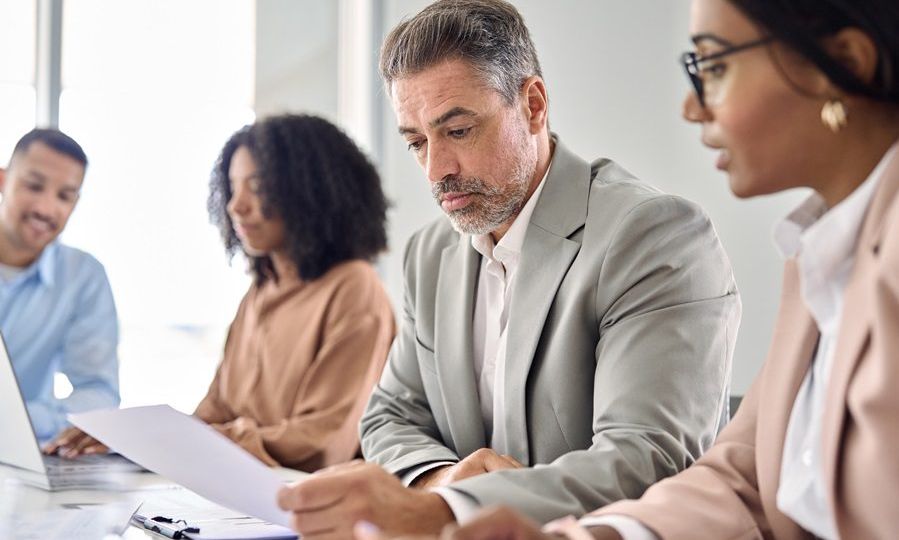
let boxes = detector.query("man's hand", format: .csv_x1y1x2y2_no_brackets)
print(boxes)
277,460,456,539
42,427,109,458
413,449,524,489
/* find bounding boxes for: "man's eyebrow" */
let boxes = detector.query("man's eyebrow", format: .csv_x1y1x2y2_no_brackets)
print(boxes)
430,107,477,128
397,107,478,136
691,33,734,48
23,170,49,182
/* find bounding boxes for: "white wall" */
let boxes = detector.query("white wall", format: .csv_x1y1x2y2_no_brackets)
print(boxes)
257,0,808,395
255,0,339,121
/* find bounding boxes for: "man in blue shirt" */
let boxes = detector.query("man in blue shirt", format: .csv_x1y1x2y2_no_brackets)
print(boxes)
0,128,119,445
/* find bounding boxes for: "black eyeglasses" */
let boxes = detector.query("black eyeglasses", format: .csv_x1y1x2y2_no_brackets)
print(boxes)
680,36,773,107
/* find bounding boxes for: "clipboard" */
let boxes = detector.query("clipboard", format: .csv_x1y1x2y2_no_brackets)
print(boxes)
133,512,297,540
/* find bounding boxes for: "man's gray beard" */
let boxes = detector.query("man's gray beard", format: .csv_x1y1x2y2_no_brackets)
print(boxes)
434,159,535,236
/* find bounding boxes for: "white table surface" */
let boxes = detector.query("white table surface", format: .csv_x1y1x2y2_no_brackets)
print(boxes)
0,463,305,539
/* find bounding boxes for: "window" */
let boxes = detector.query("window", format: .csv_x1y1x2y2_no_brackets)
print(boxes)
0,1,37,161
58,1,256,412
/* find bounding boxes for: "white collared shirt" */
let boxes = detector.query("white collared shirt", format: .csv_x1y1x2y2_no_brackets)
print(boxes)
432,159,552,522
773,144,892,539
581,141,896,540
470,169,548,452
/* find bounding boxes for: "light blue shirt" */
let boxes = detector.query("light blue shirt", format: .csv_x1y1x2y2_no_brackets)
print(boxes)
0,242,120,440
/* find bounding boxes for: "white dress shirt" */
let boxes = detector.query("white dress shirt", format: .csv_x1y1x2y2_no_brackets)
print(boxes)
773,145,889,538
470,172,549,452
581,142,895,540
432,160,552,522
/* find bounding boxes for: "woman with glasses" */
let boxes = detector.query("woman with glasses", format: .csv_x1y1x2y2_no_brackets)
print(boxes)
355,0,899,538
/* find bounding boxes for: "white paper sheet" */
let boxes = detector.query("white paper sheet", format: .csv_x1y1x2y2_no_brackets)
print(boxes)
69,405,293,528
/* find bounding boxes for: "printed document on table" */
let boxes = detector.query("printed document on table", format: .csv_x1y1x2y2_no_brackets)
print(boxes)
70,405,296,528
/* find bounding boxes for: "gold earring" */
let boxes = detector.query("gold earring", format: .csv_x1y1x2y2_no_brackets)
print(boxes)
821,99,848,132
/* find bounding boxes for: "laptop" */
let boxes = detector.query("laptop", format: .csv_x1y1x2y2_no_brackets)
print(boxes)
0,331,144,490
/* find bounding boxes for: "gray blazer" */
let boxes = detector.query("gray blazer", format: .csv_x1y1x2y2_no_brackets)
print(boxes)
361,138,741,522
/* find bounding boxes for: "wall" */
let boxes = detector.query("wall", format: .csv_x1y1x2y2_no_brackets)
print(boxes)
255,0,339,121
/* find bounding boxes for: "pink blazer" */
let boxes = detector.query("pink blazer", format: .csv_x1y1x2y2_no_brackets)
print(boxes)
591,150,899,539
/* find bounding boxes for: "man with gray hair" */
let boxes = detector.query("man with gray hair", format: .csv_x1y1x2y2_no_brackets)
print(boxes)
277,0,740,537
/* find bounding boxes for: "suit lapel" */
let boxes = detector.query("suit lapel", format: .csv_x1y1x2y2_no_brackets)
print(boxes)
434,236,487,453
502,138,591,464
822,146,899,508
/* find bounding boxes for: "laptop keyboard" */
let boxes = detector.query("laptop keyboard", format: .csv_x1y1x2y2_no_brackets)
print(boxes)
43,453,144,473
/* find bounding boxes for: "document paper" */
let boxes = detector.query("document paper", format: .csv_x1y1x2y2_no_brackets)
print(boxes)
69,405,293,528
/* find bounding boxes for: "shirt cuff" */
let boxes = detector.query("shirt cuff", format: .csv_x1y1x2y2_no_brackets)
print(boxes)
430,487,481,523
578,515,660,540
400,461,456,487
26,399,64,441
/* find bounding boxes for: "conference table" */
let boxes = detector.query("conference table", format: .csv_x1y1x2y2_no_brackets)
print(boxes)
0,463,305,539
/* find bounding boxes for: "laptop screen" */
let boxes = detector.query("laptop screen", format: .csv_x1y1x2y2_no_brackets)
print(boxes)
0,331,48,474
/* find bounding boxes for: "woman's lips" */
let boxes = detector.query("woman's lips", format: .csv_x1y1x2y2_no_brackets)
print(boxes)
716,149,731,171
234,223,259,238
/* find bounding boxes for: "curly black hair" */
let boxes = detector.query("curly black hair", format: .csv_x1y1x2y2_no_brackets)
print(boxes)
208,114,389,283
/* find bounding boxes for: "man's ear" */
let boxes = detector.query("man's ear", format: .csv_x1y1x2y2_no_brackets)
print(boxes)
520,76,549,135
0,168,6,193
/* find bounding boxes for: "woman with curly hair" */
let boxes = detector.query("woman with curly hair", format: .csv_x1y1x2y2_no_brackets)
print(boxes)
195,113,395,471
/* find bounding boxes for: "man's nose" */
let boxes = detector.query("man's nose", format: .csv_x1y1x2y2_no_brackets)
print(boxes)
32,193,58,218
425,140,460,185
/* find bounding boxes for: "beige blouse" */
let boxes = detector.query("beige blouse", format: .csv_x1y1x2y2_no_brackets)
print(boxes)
195,260,395,471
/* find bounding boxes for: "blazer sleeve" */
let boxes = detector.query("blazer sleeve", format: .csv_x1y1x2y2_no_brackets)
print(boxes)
587,372,769,539
359,233,464,478
442,195,743,522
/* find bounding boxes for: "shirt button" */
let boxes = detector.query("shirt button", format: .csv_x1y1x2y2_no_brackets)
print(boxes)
802,450,813,467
